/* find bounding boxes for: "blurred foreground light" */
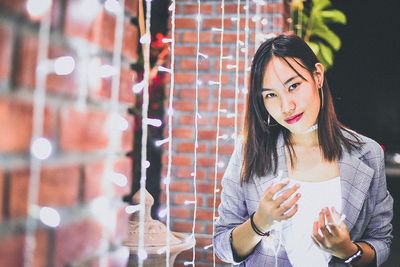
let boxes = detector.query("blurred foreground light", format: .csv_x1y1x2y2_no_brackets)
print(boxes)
138,248,148,261
26,0,52,18
99,64,117,78
125,205,140,214
39,207,60,227
104,0,121,14
144,118,162,127
132,80,146,93
393,153,400,164
54,56,75,75
110,172,128,187
109,113,129,131
158,208,167,218
31,137,52,160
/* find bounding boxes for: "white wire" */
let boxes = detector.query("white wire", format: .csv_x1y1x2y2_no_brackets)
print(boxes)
234,0,241,139
243,0,250,100
137,0,153,266
165,1,176,266
212,1,226,266
187,0,202,265
24,3,52,266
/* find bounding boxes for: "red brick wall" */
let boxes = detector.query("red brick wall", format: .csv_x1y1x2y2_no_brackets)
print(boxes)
162,1,286,266
0,0,138,266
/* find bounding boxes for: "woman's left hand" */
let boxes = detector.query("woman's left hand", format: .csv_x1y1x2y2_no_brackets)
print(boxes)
311,207,358,259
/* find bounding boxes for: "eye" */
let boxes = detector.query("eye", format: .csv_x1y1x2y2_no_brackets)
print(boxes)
288,82,300,91
264,93,276,99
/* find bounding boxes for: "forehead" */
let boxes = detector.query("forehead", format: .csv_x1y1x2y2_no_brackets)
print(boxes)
262,56,309,87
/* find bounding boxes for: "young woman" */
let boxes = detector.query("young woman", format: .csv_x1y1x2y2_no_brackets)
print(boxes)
214,34,393,266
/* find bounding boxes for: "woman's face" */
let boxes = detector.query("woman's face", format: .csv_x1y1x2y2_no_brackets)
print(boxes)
261,56,324,134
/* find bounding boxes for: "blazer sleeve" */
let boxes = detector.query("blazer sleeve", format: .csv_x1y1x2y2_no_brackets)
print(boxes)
359,146,394,266
213,140,249,264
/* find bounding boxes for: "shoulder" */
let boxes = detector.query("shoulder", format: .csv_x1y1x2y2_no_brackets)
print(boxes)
341,128,384,164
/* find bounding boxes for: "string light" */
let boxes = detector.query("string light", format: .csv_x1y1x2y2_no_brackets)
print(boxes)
110,172,128,187
137,0,154,266
144,118,162,127
39,207,61,227
164,0,176,265
212,1,227,265
53,56,75,75
26,0,52,18
155,138,170,147
132,80,146,93
125,204,140,214
99,64,117,78
104,0,121,15
30,137,52,160
24,0,53,265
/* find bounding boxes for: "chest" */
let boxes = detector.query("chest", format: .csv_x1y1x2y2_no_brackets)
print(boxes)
286,146,339,182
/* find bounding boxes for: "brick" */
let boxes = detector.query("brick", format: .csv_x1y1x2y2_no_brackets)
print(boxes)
112,206,129,244
196,208,214,220
175,18,197,29
181,32,213,44
162,155,192,167
197,157,216,168
172,128,193,139
179,59,210,71
9,165,80,218
0,98,54,153
59,106,109,152
198,130,217,140
84,157,132,201
208,195,221,209
0,231,48,267
173,194,203,206
0,170,3,222
169,181,192,192
178,4,213,15
175,73,195,84
197,182,215,193
55,219,103,267
179,115,210,126
211,144,234,155
174,100,208,112
0,24,13,81
174,45,196,56
122,21,139,60
175,168,206,180
213,32,246,44
202,18,233,30
176,142,207,153
178,88,210,99
90,11,116,53
173,220,204,233
170,207,191,219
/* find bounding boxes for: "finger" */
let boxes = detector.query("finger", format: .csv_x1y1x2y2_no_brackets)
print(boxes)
263,179,290,200
311,235,322,248
325,207,335,225
275,184,300,205
281,204,298,219
278,192,301,213
318,211,331,237
312,221,324,242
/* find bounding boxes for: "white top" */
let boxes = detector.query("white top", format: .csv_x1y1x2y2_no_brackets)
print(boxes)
281,177,343,267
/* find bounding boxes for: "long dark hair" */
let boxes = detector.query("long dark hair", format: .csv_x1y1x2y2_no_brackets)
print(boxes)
241,34,363,184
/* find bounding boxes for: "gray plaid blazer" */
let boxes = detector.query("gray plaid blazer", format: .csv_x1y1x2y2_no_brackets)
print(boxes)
214,130,393,266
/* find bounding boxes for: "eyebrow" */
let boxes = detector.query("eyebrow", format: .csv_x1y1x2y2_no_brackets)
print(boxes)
262,75,299,91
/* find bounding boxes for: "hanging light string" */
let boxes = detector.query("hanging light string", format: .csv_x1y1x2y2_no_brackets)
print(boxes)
137,0,153,265
164,0,176,266
242,0,250,99
233,0,241,139
99,0,126,266
212,1,226,266
24,1,53,266
254,0,261,48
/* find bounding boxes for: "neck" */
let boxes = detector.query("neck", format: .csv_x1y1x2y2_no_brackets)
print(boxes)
290,130,319,147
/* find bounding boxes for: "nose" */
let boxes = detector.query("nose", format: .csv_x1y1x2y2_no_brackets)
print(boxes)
280,94,295,115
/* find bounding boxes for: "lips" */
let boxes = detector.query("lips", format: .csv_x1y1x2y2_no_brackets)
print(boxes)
285,112,303,124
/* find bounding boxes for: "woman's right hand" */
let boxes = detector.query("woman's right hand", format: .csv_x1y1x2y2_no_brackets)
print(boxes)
253,179,301,231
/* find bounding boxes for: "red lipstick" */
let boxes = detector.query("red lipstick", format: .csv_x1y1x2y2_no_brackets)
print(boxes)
285,113,303,124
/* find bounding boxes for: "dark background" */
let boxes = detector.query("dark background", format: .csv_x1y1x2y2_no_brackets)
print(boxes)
329,1,400,266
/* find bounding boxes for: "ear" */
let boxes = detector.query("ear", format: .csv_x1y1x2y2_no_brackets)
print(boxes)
314,63,325,88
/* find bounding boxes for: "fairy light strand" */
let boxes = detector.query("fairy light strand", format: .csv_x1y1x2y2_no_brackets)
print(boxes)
24,1,53,266
234,0,241,139
190,0,201,265
243,0,250,98
137,0,153,265
212,1,226,266
165,1,176,266
99,0,126,266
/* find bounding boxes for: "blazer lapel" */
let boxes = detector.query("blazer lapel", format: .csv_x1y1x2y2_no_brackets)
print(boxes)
339,149,375,231
252,134,289,199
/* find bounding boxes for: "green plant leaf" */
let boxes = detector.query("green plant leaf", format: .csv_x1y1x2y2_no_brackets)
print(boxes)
312,24,341,50
312,0,332,12
307,41,320,55
321,10,347,24
318,42,333,67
